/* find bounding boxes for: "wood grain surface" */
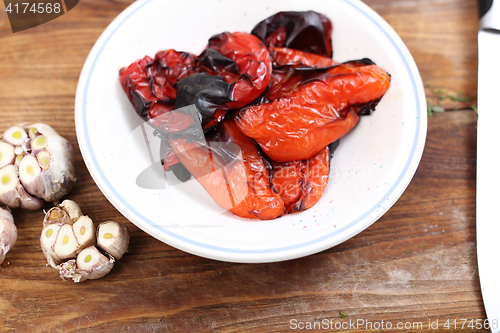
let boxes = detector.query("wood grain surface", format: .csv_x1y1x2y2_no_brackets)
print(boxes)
0,0,481,332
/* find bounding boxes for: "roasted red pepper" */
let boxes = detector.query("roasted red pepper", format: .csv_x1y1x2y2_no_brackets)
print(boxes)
252,11,333,58
119,50,197,121
169,115,335,219
170,116,285,220
235,61,391,162
270,47,336,68
172,32,272,130
271,145,331,213
267,58,377,103
120,11,393,219
201,32,272,108
121,33,272,175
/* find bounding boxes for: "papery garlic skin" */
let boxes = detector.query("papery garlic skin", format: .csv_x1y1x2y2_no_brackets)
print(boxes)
40,223,63,268
42,201,129,282
97,221,129,260
19,124,76,202
72,216,96,252
1,123,77,209
75,246,115,281
0,206,17,263
59,200,83,222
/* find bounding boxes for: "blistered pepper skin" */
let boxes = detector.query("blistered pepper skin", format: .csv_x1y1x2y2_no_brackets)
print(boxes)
119,11,393,219
235,63,390,163
264,47,338,102
171,116,335,219
203,32,272,109
119,55,154,119
119,50,197,121
151,50,198,103
171,117,285,220
270,47,337,68
252,11,333,58
172,32,272,132
271,146,330,213
298,147,331,211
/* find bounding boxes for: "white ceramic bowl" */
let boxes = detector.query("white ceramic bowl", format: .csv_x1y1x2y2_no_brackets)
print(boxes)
75,0,427,263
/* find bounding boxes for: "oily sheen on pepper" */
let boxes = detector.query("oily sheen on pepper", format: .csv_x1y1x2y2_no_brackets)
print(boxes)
235,62,390,163
170,116,333,220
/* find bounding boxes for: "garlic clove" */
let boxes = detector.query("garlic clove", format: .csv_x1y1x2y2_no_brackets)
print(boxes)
0,207,17,263
14,155,23,168
73,216,96,253
75,246,114,281
53,224,79,261
40,224,62,267
36,150,51,171
30,135,48,152
43,207,73,228
0,142,15,169
0,165,21,209
96,221,129,260
2,126,28,146
18,155,42,194
28,127,39,140
59,200,83,222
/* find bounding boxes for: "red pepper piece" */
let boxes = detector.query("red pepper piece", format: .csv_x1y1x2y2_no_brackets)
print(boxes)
170,117,285,220
267,59,377,102
266,46,337,102
235,62,390,163
251,11,333,58
270,47,337,68
271,146,330,213
119,50,197,121
170,116,333,218
202,32,272,109
149,49,197,102
120,50,198,176
265,48,340,102
119,55,154,119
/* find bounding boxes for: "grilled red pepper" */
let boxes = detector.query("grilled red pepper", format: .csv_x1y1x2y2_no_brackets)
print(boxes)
120,11,393,219
119,50,197,121
170,116,285,220
267,58,377,103
270,47,337,68
174,32,272,131
271,145,332,213
235,61,391,162
251,11,333,58
122,33,272,175
170,115,336,219
201,32,272,109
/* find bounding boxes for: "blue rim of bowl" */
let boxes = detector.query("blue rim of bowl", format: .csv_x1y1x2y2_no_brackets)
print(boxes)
80,0,424,256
